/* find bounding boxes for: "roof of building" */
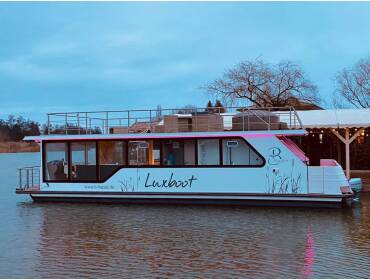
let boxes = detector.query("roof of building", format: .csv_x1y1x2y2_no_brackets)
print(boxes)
296,108,370,129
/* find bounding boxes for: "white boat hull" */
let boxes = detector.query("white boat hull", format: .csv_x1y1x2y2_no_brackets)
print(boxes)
26,191,351,208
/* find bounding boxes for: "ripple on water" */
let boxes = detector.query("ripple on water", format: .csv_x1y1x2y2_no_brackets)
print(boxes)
0,153,369,278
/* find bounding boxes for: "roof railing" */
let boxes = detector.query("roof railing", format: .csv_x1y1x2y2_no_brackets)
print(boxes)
46,106,303,135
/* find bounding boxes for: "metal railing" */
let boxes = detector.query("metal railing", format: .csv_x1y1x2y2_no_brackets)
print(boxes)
46,106,303,135
18,166,40,191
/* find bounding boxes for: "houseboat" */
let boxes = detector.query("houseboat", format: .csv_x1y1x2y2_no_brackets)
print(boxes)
16,107,354,207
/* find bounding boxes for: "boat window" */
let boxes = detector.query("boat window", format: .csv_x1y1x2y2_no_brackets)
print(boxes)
197,139,220,165
71,142,97,181
44,142,69,181
99,141,126,181
222,138,264,166
162,139,196,166
128,140,160,166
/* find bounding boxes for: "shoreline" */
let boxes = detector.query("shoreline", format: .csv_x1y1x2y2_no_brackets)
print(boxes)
0,141,39,153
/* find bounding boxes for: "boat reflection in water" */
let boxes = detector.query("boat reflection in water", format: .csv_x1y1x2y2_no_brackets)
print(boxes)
302,231,314,278
13,195,367,278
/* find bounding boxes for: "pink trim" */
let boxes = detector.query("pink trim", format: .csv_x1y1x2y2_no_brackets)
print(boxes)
31,134,275,142
302,231,314,278
278,136,309,163
320,159,338,166
26,132,307,142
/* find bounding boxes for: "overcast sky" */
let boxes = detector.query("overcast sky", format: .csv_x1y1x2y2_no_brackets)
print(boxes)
1,2,370,123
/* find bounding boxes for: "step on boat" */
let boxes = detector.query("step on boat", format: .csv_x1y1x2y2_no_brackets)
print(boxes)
16,106,354,208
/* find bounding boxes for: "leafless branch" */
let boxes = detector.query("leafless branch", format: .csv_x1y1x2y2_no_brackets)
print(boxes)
204,58,319,108
335,57,370,108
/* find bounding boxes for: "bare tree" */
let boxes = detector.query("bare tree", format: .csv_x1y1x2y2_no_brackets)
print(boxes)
205,58,319,108
335,57,370,108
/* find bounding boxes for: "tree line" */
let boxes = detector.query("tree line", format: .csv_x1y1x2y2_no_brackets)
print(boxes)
0,116,40,141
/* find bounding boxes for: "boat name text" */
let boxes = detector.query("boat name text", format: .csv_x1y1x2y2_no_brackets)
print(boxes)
144,172,197,188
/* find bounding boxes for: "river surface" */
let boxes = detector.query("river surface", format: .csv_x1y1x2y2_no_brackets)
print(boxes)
0,153,369,278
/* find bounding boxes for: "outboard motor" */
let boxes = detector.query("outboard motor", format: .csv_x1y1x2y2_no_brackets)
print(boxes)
349,178,363,193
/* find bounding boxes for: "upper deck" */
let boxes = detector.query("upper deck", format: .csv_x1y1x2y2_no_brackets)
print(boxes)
43,106,304,137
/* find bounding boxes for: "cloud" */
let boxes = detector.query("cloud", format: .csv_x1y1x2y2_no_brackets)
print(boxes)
1,1,370,119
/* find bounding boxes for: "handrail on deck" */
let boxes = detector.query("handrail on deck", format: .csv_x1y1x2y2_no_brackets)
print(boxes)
18,166,40,191
46,106,303,135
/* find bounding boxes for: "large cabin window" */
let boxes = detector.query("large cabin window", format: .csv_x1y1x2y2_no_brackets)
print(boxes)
162,139,196,166
128,140,160,166
197,139,220,165
222,138,264,166
43,136,265,183
71,142,97,181
99,141,126,181
44,142,69,181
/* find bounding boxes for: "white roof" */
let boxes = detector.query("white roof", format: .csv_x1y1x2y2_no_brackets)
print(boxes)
296,108,370,129
24,129,306,141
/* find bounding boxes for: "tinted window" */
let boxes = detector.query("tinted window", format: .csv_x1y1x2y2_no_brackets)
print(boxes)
44,142,68,181
162,139,196,166
222,138,264,166
71,142,97,181
197,139,220,165
99,141,126,181
128,140,160,166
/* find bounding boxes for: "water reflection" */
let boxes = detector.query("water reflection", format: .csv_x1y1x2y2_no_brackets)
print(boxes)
11,199,366,278
2,150,369,278
302,231,314,278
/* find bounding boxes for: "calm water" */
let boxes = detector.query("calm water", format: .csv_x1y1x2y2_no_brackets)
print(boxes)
0,153,369,278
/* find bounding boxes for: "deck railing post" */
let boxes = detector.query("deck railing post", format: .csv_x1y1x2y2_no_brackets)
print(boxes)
149,110,152,132
77,113,80,134
85,112,88,134
247,109,250,131
65,114,68,135
242,108,245,131
106,112,109,134
19,169,22,189
289,107,292,129
128,111,130,133
47,114,50,135
26,169,29,190
31,168,34,189
194,109,197,131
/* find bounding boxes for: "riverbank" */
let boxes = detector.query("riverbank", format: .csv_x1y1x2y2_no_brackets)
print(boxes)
0,142,39,153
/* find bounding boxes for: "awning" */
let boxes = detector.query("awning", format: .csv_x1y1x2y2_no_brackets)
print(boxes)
296,109,370,129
